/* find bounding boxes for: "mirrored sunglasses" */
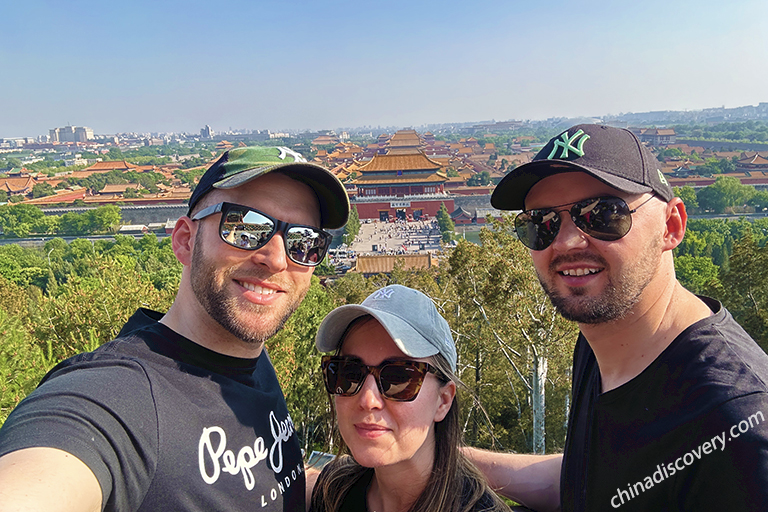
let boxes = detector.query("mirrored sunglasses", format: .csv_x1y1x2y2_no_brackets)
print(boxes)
514,195,655,251
321,355,443,402
191,202,332,267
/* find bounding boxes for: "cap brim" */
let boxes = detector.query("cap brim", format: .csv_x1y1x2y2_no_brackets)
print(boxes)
214,162,350,229
315,304,440,358
491,160,653,211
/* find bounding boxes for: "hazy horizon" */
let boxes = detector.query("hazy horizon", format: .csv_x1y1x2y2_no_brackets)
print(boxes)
4,0,767,139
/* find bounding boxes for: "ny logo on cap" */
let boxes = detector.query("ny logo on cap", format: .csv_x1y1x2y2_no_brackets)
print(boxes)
277,146,306,162
547,129,590,160
371,288,395,300
657,169,669,186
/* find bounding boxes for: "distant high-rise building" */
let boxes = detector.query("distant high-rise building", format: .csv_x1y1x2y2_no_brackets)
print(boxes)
74,126,94,142
201,125,214,139
49,125,93,143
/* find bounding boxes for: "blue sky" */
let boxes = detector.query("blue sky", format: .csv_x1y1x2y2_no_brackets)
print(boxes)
2,0,767,138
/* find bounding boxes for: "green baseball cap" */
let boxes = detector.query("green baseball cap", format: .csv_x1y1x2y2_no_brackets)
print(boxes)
188,146,350,229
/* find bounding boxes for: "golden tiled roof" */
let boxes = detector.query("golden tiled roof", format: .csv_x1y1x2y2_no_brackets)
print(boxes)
353,173,447,185
388,129,422,148
739,153,768,165
85,160,139,171
23,189,87,205
0,176,36,193
99,183,139,194
358,152,443,172
353,254,438,274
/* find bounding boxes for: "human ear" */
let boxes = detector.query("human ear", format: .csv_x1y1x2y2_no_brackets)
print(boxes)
662,197,687,251
433,380,456,422
171,216,197,266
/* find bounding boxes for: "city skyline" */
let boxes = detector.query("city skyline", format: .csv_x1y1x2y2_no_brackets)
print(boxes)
3,0,768,139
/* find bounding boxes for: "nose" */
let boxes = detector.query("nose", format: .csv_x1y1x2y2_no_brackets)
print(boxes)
250,231,289,272
357,374,384,410
548,213,589,252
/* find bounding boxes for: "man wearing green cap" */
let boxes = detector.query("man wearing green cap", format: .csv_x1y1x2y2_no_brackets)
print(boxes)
0,147,350,512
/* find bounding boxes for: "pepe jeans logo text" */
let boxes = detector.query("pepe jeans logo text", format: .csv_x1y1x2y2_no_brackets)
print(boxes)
198,410,297,491
548,129,590,160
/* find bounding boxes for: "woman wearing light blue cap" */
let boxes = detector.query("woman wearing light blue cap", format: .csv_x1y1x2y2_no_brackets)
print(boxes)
310,285,510,512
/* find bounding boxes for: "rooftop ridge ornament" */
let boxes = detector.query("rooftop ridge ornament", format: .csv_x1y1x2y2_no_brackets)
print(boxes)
548,129,590,160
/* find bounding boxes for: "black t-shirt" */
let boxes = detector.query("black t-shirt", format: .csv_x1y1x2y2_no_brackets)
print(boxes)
310,459,501,512
0,308,305,512
561,297,768,511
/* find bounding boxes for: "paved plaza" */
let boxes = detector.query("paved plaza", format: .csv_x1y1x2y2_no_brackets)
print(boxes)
334,218,443,260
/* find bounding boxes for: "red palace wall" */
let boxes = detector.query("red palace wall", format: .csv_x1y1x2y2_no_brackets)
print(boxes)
353,198,455,221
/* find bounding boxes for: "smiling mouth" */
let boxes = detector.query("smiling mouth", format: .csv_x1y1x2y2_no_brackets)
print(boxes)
237,280,277,295
560,268,600,277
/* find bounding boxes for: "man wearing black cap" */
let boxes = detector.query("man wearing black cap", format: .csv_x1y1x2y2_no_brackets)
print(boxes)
468,125,768,511
0,146,350,512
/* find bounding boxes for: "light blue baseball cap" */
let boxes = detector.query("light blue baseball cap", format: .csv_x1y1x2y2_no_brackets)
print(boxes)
315,285,457,371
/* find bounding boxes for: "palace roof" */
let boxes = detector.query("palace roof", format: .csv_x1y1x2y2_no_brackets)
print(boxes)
353,172,447,185
85,160,139,172
353,253,438,274
388,129,422,149
99,183,139,194
738,152,768,165
0,175,36,194
22,188,87,205
357,152,443,173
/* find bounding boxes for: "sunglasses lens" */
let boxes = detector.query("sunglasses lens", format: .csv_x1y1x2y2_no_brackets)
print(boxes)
321,357,432,401
516,197,634,250
323,358,364,396
220,204,329,266
379,362,427,401
515,210,561,251
222,207,275,250
285,227,330,265
572,197,632,241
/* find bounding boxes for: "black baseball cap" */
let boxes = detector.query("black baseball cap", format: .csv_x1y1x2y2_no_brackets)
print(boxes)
491,124,673,211
187,146,350,229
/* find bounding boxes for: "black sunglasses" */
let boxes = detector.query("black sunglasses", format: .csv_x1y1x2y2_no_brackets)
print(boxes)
514,195,655,251
321,355,443,402
191,202,332,267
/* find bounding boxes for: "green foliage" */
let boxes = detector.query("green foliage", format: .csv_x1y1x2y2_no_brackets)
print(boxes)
657,147,686,160
312,257,337,277
672,120,768,143
674,255,720,294
0,244,48,288
436,202,455,243
748,190,768,212
0,275,30,319
695,176,755,214
447,217,577,453
326,272,378,306
4,207,768,453
0,308,52,425
467,171,492,187
268,276,337,453
31,182,56,198
706,233,768,351
30,255,176,363
0,204,121,237
343,206,361,243
696,156,736,175
674,185,698,211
